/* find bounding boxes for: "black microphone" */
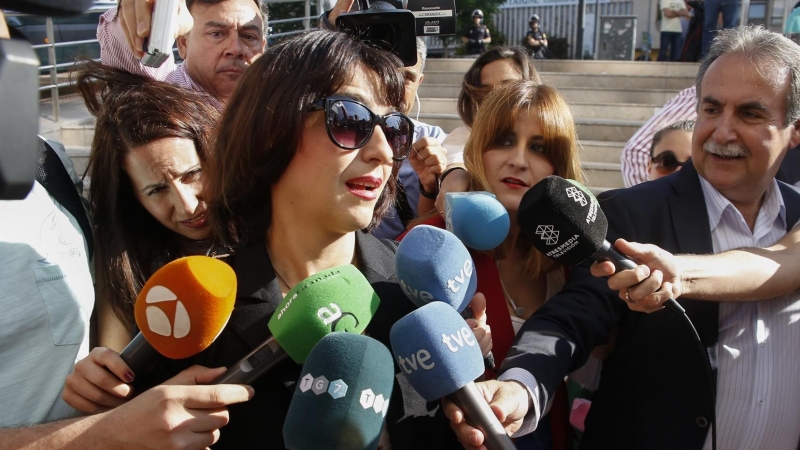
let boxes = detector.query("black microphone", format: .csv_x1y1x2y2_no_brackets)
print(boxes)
517,176,684,314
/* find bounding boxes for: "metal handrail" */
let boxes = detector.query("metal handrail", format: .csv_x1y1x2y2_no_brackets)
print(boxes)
14,3,319,121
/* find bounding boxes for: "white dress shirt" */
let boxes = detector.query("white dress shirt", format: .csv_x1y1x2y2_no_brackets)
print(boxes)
699,177,800,450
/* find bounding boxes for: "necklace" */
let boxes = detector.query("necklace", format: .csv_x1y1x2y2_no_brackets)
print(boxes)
272,266,291,291
497,261,525,317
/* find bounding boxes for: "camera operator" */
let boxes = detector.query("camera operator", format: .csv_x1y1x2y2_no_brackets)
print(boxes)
0,7,251,448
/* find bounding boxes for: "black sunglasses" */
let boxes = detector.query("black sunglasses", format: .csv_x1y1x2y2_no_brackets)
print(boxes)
309,96,414,161
651,150,689,175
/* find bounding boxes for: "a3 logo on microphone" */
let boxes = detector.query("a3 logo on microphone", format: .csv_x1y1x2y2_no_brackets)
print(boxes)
297,372,389,417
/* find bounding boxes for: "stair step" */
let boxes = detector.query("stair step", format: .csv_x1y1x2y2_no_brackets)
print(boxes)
425,58,700,78
579,140,624,164
418,84,680,105
419,97,661,121
582,162,624,189
422,71,694,91
65,146,91,177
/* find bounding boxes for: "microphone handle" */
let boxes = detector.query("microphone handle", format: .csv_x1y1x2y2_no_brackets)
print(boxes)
213,336,288,385
119,332,158,374
594,240,686,314
448,382,517,450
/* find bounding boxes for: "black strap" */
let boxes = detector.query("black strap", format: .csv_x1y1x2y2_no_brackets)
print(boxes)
394,180,415,226
36,138,94,259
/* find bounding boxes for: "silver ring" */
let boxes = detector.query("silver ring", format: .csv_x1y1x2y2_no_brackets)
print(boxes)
625,288,638,304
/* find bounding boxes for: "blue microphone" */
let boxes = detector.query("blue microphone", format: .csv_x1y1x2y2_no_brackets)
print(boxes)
445,192,510,251
283,333,394,450
389,302,516,450
395,225,477,312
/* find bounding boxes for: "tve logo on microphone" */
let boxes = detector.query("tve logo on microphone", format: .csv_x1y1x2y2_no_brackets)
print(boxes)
144,285,191,338
442,326,476,352
446,258,473,293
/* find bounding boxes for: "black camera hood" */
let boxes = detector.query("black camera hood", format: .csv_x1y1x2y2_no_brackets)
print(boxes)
337,6,418,66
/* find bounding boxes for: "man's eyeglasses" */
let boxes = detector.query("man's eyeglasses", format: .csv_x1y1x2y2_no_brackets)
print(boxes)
309,96,414,161
651,150,688,175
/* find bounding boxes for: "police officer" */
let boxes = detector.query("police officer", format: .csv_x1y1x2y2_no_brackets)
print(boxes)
462,9,491,55
525,14,548,59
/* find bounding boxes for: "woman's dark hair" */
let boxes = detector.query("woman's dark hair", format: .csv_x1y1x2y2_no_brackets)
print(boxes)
457,46,541,127
75,62,220,330
207,30,406,245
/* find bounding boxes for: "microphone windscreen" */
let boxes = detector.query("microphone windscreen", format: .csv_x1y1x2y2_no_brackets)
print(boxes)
518,176,607,266
134,256,236,359
268,265,379,364
0,0,94,16
284,333,394,450
389,302,483,401
395,225,477,312
445,192,510,251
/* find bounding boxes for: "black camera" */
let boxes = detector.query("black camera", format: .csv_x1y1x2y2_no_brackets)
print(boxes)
337,0,419,67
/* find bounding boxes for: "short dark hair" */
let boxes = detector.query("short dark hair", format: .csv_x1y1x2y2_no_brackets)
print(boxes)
457,46,541,127
650,120,695,158
187,0,268,36
207,31,406,245
696,26,800,126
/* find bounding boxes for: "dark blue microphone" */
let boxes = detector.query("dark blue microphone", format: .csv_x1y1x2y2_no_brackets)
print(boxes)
283,333,394,450
389,302,516,450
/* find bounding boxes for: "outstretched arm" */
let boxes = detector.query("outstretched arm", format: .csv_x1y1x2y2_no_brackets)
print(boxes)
591,232,800,312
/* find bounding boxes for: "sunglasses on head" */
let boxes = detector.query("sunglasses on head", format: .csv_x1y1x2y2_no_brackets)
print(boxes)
651,150,688,175
309,96,414,161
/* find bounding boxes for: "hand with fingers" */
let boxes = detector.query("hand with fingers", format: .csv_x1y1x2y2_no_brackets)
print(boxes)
442,380,529,450
325,0,355,28
466,293,492,358
62,347,136,414
435,168,470,219
118,0,193,59
96,365,254,450
590,239,683,313
408,136,447,196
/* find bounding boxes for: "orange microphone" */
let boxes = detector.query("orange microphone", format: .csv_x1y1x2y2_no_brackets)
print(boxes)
119,256,237,373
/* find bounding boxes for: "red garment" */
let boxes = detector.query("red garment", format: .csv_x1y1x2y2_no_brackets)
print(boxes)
397,216,515,371
398,217,572,450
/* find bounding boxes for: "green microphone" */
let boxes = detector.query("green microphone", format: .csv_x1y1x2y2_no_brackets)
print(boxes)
214,264,380,385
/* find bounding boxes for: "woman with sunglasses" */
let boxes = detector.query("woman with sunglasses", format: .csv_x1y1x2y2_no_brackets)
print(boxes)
647,120,694,181
137,31,464,449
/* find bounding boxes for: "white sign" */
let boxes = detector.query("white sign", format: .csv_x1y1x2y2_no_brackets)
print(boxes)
501,0,609,9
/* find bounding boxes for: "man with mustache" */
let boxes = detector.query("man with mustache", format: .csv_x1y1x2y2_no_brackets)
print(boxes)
445,26,800,450
98,0,267,111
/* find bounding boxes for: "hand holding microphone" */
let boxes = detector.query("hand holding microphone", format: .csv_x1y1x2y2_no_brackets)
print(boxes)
389,302,516,450
396,226,494,365
517,175,684,314
63,256,237,413
118,0,193,61
590,239,684,312
283,333,394,450
213,264,380,385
